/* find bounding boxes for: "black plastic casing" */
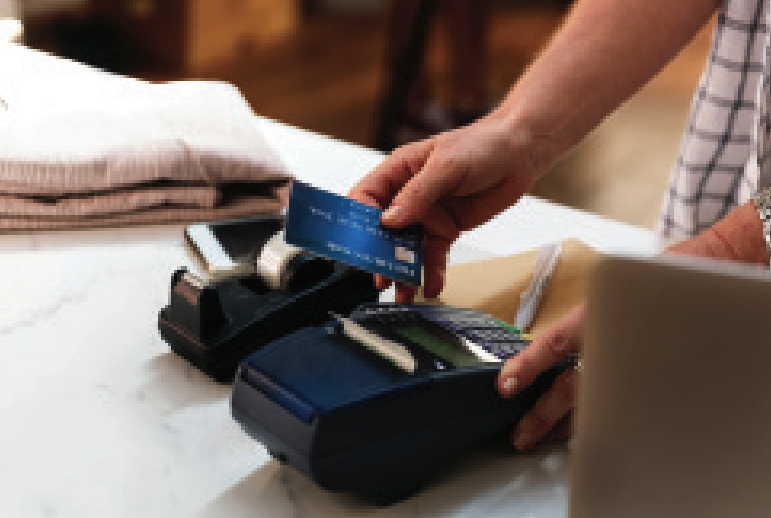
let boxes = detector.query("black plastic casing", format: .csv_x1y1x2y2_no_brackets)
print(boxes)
231,325,564,504
158,261,380,383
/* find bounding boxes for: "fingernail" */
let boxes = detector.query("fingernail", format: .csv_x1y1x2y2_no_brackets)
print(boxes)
514,431,534,451
501,377,517,396
383,205,402,223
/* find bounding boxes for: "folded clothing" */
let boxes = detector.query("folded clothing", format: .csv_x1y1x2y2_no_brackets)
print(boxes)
0,52,292,230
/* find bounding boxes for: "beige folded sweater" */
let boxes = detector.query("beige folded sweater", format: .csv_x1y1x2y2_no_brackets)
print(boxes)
0,50,292,230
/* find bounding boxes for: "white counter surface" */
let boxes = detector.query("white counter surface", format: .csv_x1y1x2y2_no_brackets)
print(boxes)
0,45,655,518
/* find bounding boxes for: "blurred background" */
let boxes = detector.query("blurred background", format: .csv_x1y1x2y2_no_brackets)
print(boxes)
5,0,713,229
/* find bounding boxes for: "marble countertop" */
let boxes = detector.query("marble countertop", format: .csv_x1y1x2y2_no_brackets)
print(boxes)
0,44,656,518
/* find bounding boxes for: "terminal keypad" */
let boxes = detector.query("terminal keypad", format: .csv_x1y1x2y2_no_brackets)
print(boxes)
353,303,531,362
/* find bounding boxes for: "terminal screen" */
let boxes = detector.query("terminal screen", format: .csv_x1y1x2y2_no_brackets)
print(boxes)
393,325,482,368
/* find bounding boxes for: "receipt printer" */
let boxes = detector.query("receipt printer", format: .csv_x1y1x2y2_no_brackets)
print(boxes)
158,217,380,382
231,303,565,503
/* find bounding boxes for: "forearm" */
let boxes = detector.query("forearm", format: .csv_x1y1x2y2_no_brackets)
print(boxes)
666,203,770,266
492,0,720,168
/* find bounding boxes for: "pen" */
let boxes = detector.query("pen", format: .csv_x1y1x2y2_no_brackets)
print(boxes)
514,242,562,333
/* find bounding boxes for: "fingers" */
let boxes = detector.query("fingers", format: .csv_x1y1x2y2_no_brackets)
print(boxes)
375,274,392,291
373,210,456,300
352,137,469,229
540,412,574,446
444,172,532,232
394,283,417,304
382,151,464,228
496,303,585,451
497,303,585,398
511,369,579,451
420,233,452,298
348,139,435,212
392,232,453,302
349,141,440,298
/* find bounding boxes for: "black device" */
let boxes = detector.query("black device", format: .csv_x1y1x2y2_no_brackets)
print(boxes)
184,216,284,281
159,217,380,382
231,303,566,503
184,215,320,288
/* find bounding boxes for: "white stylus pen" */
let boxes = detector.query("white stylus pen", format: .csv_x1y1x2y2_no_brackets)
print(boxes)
514,242,562,333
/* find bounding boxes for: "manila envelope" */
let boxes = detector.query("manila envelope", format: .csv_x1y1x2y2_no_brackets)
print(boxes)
420,240,599,338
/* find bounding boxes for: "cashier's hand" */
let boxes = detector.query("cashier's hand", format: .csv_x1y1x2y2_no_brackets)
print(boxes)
348,114,557,303
497,303,585,451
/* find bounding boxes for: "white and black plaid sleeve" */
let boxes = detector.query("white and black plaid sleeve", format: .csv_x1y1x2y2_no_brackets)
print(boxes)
658,0,771,243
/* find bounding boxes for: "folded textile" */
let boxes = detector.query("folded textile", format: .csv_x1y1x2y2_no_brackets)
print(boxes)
0,50,292,230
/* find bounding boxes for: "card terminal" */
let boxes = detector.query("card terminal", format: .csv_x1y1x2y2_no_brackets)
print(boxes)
231,303,566,503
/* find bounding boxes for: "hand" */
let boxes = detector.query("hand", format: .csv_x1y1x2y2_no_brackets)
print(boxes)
490,200,770,451
348,114,557,302
663,202,769,266
497,303,585,451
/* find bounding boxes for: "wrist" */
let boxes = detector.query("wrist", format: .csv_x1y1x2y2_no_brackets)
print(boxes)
665,203,770,266
712,202,769,266
487,102,566,181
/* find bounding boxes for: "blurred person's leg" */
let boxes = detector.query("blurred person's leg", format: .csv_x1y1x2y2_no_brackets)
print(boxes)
375,0,447,150
387,0,431,104
375,0,492,149
446,0,492,125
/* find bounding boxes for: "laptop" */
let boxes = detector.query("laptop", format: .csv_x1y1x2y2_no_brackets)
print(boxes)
571,254,771,518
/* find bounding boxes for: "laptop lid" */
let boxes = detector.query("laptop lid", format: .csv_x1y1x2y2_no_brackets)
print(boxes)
571,254,771,518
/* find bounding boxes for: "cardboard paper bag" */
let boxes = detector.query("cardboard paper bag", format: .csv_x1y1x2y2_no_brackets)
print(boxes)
425,240,599,337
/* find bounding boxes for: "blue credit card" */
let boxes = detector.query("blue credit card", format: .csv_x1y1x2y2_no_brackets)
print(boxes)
285,181,423,286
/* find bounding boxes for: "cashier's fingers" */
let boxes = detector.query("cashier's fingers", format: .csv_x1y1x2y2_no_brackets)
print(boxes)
497,303,585,398
511,370,578,451
541,412,574,446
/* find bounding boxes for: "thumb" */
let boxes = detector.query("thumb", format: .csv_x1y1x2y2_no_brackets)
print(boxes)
498,303,586,398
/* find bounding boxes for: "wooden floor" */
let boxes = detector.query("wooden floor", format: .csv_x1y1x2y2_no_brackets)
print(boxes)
141,5,712,229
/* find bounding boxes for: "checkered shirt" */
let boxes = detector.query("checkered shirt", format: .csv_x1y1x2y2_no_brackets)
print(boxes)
658,0,771,242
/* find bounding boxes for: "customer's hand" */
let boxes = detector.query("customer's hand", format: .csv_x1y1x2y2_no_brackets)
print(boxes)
348,114,557,303
497,303,585,450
